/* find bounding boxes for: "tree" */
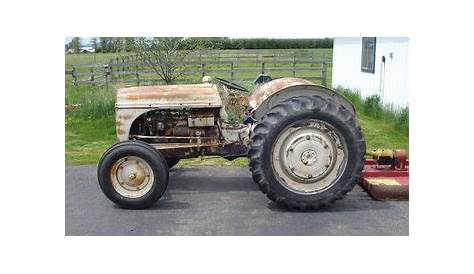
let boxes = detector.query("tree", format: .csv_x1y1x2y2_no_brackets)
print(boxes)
100,37,114,53
124,37,135,52
112,37,125,52
71,37,81,53
133,37,198,84
91,37,98,52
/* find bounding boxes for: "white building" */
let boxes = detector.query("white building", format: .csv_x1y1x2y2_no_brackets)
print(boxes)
332,37,408,108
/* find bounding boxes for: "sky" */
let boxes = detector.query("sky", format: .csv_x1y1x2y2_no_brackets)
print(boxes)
64,37,92,46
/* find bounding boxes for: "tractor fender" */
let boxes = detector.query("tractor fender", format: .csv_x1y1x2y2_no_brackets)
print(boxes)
249,78,355,121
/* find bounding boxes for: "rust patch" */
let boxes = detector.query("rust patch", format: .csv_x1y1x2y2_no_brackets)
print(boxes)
118,84,217,100
116,83,222,108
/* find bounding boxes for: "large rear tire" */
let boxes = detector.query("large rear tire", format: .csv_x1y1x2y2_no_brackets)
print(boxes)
248,95,365,210
97,140,169,209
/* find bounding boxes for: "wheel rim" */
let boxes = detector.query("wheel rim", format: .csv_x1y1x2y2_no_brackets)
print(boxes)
271,119,348,194
110,156,155,198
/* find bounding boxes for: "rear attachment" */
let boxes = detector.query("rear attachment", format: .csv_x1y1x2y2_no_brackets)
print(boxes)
359,149,409,200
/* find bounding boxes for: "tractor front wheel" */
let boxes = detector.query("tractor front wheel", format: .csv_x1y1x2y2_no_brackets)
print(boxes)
97,141,169,209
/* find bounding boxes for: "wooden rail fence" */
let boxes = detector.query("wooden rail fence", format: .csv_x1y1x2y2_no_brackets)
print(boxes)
66,55,332,87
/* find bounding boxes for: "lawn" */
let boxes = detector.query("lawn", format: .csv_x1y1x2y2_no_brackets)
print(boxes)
65,82,408,166
65,49,333,66
65,49,333,88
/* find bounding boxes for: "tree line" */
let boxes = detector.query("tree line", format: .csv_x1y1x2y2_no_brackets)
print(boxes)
66,37,333,53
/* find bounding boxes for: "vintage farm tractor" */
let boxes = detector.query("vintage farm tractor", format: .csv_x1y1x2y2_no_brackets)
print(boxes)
97,77,366,209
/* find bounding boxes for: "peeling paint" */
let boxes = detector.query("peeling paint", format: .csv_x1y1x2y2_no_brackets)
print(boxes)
116,83,222,109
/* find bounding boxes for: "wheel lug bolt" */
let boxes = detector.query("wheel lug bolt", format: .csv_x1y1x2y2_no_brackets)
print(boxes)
308,174,313,178
306,135,311,140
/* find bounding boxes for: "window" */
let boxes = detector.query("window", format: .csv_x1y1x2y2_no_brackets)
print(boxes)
361,37,376,73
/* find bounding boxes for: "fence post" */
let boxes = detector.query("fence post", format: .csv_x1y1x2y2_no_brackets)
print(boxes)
311,54,314,67
116,57,120,79
90,66,95,85
135,64,140,86
201,63,206,77
104,65,110,91
121,56,125,77
322,61,327,87
292,55,296,77
261,62,265,74
72,66,77,86
230,62,234,81
109,58,114,80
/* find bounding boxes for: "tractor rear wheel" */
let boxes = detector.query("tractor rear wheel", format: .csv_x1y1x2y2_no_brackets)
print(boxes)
248,95,365,210
97,140,169,209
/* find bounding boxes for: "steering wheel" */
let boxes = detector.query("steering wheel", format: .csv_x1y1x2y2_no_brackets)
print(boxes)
214,77,248,92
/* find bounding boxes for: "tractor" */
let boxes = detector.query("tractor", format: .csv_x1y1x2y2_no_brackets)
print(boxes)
97,77,366,210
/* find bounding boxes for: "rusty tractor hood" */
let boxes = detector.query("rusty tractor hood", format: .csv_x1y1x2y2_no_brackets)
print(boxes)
116,83,222,109
248,78,314,109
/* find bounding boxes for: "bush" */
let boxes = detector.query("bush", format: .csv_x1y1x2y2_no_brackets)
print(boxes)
396,106,409,131
363,94,383,118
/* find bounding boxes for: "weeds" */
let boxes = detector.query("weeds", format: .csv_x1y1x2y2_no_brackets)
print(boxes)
335,86,409,132
65,83,115,119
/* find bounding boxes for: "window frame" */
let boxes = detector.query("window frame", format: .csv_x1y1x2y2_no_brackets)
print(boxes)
361,37,376,73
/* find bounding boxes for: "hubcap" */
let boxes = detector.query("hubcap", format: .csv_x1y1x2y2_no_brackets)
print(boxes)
271,120,347,193
110,156,154,198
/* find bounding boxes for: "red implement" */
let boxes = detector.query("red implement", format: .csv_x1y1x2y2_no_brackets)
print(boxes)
359,159,409,200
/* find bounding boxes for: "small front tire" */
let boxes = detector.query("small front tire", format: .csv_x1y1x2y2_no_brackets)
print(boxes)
97,141,169,209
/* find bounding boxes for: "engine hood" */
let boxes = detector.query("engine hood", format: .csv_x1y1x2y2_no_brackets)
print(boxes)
116,83,222,109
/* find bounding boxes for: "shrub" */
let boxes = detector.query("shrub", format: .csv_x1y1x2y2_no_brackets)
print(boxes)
395,106,409,131
363,94,383,118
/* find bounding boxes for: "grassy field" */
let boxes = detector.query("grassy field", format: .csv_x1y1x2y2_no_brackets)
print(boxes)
65,49,333,87
65,82,408,166
65,49,333,66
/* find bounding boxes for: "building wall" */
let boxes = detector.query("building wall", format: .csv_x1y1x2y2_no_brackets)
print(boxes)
332,37,409,108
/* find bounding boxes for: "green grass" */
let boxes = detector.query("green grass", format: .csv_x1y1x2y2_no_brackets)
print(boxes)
65,81,409,166
65,49,333,87
65,49,333,66
66,117,116,164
